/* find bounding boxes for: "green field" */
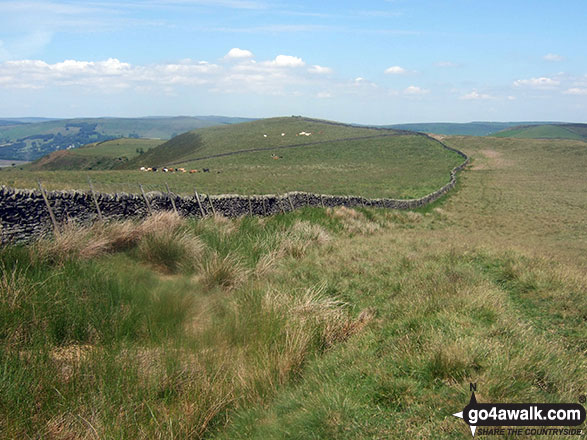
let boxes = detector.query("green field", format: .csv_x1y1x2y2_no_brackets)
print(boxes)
1,134,585,439
27,138,163,171
493,124,586,140
1,118,464,199
0,116,254,161
129,117,395,167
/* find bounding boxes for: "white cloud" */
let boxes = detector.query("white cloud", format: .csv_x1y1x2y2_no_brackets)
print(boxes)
224,48,254,59
384,65,407,75
404,85,428,95
543,53,564,62
266,55,305,67
513,77,560,89
460,90,493,100
308,65,332,74
564,88,587,95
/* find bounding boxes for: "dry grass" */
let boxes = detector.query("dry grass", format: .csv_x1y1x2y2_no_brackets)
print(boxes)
327,206,382,234
199,253,249,291
278,220,331,258
31,211,189,265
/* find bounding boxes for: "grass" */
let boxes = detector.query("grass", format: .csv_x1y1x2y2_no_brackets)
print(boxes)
1,134,586,438
1,130,463,199
493,124,585,140
129,117,394,167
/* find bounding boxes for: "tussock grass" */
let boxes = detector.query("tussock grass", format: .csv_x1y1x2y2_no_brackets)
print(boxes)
138,229,205,273
327,206,382,235
199,252,248,291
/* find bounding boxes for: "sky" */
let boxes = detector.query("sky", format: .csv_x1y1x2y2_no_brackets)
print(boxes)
0,0,585,124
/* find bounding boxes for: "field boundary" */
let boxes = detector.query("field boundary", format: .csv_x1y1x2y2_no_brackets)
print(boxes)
0,135,468,243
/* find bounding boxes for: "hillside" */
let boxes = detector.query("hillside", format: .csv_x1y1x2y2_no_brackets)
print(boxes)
1,135,585,439
28,138,162,171
493,123,587,140
129,116,402,168
1,117,463,199
0,116,253,161
386,121,557,136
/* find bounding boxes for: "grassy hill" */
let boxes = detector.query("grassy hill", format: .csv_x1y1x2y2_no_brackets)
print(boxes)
128,117,398,167
386,121,557,136
493,123,587,140
28,138,163,171
1,135,585,439
2,117,464,199
0,116,253,161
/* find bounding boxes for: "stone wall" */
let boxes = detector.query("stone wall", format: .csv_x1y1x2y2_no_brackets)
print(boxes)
0,140,468,243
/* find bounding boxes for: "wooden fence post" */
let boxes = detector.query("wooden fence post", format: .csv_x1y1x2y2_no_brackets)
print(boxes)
37,180,59,234
262,197,267,216
248,196,253,216
87,177,103,222
320,194,325,208
165,182,178,215
207,195,216,215
277,194,286,214
139,183,152,215
287,194,295,211
194,190,206,217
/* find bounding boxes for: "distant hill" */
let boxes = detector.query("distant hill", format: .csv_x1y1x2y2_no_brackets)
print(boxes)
28,138,163,171
127,116,401,168
0,116,254,161
493,123,587,140
386,122,558,136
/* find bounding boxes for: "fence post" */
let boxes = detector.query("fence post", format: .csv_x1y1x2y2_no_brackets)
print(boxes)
139,183,152,215
165,182,178,215
37,180,59,234
287,194,295,211
207,195,216,216
277,194,286,214
87,177,103,222
320,194,325,208
248,196,253,216
194,190,205,217
262,197,267,216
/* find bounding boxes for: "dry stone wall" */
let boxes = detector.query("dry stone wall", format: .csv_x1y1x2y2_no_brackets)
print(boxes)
0,139,468,243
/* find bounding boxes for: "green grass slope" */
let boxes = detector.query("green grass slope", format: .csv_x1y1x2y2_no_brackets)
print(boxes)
1,135,585,439
28,138,162,171
128,117,398,168
493,123,587,140
0,116,253,161
2,117,464,199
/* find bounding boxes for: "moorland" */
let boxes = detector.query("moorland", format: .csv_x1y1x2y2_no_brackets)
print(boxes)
0,117,585,439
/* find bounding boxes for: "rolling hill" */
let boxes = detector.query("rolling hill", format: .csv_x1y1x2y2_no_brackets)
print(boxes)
0,116,254,161
128,116,404,168
28,138,163,171
386,121,564,136
493,123,587,140
2,116,464,199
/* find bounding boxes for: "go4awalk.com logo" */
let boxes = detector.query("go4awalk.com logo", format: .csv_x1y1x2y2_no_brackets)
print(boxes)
452,384,586,437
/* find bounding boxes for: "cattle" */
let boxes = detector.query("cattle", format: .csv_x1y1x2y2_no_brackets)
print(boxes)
140,166,146,171
281,133,285,136
263,134,268,138
178,168,186,173
189,169,198,174
152,167,158,172
203,168,210,173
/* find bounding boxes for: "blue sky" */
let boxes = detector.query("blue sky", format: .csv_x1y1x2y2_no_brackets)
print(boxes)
0,0,585,124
